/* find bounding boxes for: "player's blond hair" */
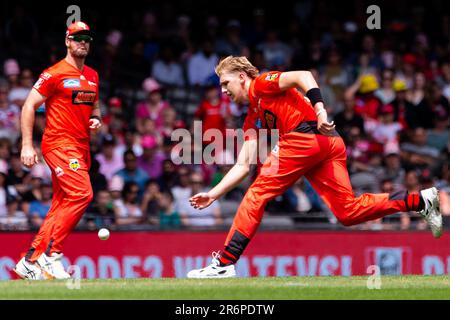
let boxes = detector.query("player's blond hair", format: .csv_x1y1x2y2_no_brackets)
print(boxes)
215,56,259,79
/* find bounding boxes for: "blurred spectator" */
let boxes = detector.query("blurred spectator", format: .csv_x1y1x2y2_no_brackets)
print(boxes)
96,134,124,181
136,78,171,133
0,84,20,143
151,44,185,87
426,108,450,152
215,20,246,56
187,38,219,86
89,158,108,196
333,95,365,143
3,59,21,88
194,84,230,143
375,69,396,104
171,165,192,206
28,182,52,228
399,170,422,230
401,127,440,170
114,182,144,225
157,190,181,230
406,72,433,129
178,172,222,228
114,149,149,196
371,104,403,150
7,150,31,197
141,179,162,219
158,107,177,139
257,30,292,70
8,68,33,107
85,190,116,230
157,159,178,192
289,177,313,213
320,49,348,108
379,144,406,189
345,74,383,122
137,135,166,179
391,79,417,129
0,195,28,231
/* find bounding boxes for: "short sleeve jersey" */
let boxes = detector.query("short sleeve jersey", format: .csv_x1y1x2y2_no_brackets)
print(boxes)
33,59,99,154
242,71,317,140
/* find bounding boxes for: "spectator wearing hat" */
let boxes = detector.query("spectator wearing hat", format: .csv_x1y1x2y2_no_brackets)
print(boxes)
390,78,416,129
135,77,171,134
95,134,124,181
137,135,166,179
345,74,383,121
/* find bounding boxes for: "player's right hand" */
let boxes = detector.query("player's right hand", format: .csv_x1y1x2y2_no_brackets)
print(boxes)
21,145,39,168
189,192,215,210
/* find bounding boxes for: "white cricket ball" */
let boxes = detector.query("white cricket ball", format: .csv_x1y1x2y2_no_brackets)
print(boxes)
98,228,110,240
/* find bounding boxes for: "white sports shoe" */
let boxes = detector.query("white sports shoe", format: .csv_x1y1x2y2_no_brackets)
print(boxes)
37,253,71,279
419,187,443,238
13,257,46,280
187,252,236,279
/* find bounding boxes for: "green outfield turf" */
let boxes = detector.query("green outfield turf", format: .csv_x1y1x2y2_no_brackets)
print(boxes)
0,275,449,300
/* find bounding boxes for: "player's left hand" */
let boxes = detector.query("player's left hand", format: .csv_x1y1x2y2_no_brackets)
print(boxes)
89,118,102,130
317,111,335,136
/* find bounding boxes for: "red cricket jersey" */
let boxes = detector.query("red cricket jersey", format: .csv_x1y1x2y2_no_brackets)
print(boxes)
243,71,317,140
33,59,99,154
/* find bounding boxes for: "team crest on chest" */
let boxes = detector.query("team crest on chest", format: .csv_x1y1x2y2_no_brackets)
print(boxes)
69,159,80,171
264,110,277,129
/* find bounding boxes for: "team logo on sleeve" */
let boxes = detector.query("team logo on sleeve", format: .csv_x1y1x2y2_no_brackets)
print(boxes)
63,79,81,88
265,73,279,81
72,90,96,106
264,110,277,129
69,159,80,171
34,78,44,89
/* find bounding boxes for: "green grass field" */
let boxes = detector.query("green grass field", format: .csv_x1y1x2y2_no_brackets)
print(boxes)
0,275,449,300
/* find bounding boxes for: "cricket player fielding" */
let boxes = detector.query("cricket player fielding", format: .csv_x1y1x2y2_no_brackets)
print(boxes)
14,22,101,280
187,56,442,278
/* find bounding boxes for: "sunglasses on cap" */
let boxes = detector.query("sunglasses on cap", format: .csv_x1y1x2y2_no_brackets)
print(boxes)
68,34,93,43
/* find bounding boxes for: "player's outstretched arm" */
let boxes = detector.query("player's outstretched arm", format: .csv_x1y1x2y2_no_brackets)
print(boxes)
20,89,46,168
189,139,257,210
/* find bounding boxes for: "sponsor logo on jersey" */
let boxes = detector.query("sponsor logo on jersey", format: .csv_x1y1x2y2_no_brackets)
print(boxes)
34,78,45,89
41,72,52,80
264,110,277,129
80,75,86,80
72,90,96,106
88,81,97,87
69,159,80,171
265,73,279,81
55,167,64,177
63,79,81,88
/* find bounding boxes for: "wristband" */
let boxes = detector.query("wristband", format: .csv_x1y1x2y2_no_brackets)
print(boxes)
306,88,324,106
90,115,101,122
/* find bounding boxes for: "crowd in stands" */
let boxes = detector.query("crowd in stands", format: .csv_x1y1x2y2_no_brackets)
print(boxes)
0,2,449,231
